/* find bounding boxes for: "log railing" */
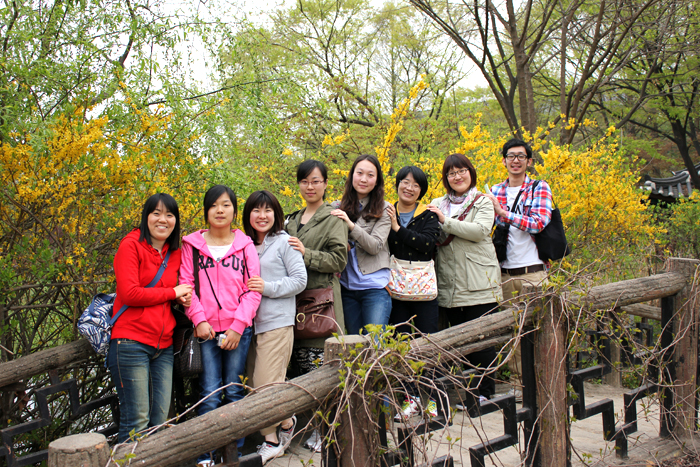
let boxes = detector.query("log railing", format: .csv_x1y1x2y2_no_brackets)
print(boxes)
0,258,696,467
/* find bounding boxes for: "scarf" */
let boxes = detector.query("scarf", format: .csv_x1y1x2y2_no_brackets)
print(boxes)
439,187,478,219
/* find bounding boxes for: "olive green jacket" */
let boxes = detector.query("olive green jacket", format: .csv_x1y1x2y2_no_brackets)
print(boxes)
286,202,349,348
430,195,503,308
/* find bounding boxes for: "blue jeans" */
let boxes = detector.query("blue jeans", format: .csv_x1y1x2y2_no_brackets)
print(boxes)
197,327,252,463
341,287,392,335
107,339,173,443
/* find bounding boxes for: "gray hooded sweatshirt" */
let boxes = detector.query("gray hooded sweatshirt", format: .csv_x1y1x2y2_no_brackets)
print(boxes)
254,231,307,334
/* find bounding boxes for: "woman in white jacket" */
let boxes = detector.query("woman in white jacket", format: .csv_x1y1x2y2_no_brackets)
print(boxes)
243,190,307,465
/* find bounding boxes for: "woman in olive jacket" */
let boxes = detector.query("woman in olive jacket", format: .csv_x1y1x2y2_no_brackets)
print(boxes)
427,153,502,399
286,160,348,370
285,159,348,451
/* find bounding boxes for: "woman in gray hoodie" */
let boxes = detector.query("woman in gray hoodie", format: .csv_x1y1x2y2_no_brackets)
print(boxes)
243,190,307,465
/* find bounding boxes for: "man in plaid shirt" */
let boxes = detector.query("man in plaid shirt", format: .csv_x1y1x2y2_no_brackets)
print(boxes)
485,138,552,389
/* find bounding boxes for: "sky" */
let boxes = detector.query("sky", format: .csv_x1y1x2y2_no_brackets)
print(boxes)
164,0,487,92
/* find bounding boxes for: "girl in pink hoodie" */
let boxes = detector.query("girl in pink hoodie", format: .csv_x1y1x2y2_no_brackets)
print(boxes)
179,185,262,466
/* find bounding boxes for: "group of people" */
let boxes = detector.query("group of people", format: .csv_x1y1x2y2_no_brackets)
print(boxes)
106,137,553,466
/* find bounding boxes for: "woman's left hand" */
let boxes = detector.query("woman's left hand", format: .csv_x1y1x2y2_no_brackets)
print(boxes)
330,209,355,231
288,236,305,256
247,276,265,294
386,204,400,231
484,192,507,217
426,204,446,223
221,329,242,351
177,292,192,307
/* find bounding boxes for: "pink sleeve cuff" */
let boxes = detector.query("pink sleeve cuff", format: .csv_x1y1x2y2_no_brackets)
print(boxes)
230,319,247,335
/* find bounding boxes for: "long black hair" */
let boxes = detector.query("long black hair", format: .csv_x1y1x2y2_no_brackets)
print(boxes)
138,193,181,250
340,154,385,222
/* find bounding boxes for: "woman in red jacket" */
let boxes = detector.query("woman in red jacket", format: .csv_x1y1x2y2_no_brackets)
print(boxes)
107,193,192,443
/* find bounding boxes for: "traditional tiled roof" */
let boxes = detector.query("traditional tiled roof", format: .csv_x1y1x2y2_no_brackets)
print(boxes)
642,162,700,199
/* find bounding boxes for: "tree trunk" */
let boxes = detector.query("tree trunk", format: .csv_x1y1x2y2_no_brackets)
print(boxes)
670,118,700,190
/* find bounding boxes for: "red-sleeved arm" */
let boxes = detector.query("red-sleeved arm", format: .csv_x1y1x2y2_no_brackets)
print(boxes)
114,237,177,307
180,242,208,326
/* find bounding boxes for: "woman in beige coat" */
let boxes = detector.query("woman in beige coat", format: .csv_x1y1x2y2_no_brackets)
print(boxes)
427,153,502,400
331,154,392,335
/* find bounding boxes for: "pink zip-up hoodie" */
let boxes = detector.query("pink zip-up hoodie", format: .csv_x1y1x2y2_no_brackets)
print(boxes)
179,229,262,335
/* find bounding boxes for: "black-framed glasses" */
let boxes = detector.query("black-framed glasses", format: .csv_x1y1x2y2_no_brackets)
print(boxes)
505,153,528,161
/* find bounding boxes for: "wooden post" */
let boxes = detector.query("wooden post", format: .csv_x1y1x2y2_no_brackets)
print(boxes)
602,310,622,388
534,294,569,466
667,258,700,437
324,335,374,467
48,433,109,467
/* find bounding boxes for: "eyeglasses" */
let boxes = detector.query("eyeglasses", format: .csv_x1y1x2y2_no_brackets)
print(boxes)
299,180,325,188
447,168,469,179
399,179,420,190
505,153,528,161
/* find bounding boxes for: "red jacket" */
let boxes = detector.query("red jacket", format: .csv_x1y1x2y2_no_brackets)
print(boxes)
111,229,181,349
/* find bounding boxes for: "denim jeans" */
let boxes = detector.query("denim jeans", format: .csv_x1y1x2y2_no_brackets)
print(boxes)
197,327,252,463
341,287,392,335
107,339,173,443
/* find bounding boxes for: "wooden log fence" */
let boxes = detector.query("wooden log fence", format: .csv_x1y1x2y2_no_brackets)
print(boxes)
0,259,696,466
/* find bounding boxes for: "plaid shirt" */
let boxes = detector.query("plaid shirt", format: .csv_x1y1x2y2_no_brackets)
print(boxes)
491,175,552,234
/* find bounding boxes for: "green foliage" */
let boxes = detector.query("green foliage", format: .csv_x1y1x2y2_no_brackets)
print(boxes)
663,194,700,258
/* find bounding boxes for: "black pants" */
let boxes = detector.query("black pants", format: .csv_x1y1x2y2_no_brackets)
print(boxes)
389,298,439,335
390,298,441,402
441,302,499,398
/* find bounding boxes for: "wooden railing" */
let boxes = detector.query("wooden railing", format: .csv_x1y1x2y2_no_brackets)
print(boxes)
0,258,697,467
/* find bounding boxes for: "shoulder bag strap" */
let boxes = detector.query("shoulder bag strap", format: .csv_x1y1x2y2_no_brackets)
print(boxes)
531,179,555,208
193,247,200,298
437,194,484,247
110,249,173,326
200,252,222,310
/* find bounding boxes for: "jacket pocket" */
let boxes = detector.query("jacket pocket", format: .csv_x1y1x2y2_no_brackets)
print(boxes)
464,254,500,292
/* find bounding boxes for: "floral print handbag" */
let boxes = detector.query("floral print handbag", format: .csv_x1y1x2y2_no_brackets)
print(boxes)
387,255,438,301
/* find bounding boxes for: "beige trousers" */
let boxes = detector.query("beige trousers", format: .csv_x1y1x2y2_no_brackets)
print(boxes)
500,270,548,379
247,326,294,436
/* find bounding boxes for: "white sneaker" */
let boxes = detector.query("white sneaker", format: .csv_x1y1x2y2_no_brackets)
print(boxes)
394,396,420,421
278,415,297,450
196,460,215,467
304,429,322,452
257,441,285,464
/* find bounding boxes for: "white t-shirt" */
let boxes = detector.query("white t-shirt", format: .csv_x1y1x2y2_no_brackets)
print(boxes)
501,186,543,269
448,202,464,218
208,244,232,262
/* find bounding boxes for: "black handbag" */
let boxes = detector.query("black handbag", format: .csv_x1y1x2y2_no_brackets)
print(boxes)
173,327,203,378
533,181,571,262
173,248,204,378
490,189,524,263
492,224,510,263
